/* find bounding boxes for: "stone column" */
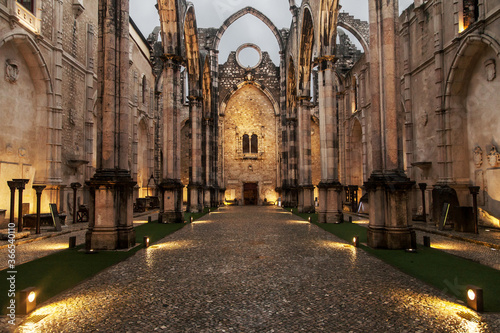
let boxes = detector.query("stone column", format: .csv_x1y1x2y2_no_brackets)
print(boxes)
13,179,29,232
204,118,212,209
318,56,343,223
33,185,46,234
159,57,184,223
86,0,136,250
365,0,415,249
188,96,203,213
7,181,18,231
297,97,314,213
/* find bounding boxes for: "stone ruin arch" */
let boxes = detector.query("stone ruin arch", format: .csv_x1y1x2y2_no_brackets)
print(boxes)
212,6,284,52
337,12,370,58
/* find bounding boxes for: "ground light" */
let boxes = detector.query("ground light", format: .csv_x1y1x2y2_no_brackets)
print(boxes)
423,236,431,247
352,236,359,247
308,217,311,223
466,285,483,312
143,236,150,248
19,287,36,315
190,217,193,223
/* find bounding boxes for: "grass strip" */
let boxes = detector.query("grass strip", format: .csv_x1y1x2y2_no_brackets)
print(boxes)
1,223,184,315
292,209,500,312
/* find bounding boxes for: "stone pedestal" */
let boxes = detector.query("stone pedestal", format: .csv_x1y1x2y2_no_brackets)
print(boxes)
318,182,343,223
298,185,315,213
204,186,211,209
85,170,136,250
159,180,184,223
187,183,203,213
365,171,415,249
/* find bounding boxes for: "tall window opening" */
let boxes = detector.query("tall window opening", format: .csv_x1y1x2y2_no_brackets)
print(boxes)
251,134,258,154
242,134,259,156
142,76,147,104
17,0,34,13
243,134,250,153
463,0,479,31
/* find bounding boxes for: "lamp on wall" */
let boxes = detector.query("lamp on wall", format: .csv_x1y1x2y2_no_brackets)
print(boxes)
248,165,253,171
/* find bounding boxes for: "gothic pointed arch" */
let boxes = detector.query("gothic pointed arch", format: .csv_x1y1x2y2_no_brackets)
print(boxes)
298,6,315,96
183,5,201,93
220,81,280,117
318,0,340,57
442,34,500,181
0,32,53,96
287,57,297,113
157,0,180,55
202,56,212,117
337,13,370,58
212,7,284,52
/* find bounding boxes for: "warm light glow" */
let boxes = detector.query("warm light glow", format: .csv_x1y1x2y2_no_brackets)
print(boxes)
154,240,194,250
286,220,310,224
28,291,36,303
134,220,148,225
430,243,460,251
467,289,476,301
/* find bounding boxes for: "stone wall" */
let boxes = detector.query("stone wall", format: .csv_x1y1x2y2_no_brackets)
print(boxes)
222,84,279,204
0,0,157,219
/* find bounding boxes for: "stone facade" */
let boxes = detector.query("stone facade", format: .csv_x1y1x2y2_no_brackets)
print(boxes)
0,0,157,226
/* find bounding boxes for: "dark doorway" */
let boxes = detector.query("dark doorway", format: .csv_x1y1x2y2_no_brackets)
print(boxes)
243,183,258,205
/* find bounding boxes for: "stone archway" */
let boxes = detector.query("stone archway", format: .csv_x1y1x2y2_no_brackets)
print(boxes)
337,12,370,59
212,7,284,52
443,34,500,219
0,32,55,218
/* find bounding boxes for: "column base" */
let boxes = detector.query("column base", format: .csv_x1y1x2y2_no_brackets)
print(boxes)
161,211,184,224
298,185,315,213
85,169,136,250
187,183,203,213
367,227,416,249
159,179,184,223
318,181,344,223
364,170,415,249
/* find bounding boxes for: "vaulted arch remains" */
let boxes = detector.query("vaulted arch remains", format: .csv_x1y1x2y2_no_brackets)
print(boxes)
298,7,315,95
183,5,201,92
213,7,284,52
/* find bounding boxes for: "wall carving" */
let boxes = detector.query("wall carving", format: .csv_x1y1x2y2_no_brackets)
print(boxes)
5,59,19,83
484,59,496,82
487,146,500,167
473,146,483,168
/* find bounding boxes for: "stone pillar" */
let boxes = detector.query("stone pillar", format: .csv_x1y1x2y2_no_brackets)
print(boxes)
317,56,343,223
86,0,136,250
297,97,314,213
365,0,415,249
160,57,184,223
7,181,17,230
188,96,203,213
13,179,29,232
71,182,82,224
33,185,46,235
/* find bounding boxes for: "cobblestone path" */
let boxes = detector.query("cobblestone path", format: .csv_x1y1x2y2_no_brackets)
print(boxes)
13,206,500,332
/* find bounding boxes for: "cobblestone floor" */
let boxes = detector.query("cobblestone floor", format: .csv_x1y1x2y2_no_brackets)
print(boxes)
5,206,500,332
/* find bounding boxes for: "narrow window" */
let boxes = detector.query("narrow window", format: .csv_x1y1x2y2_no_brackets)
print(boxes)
251,134,258,154
142,76,147,104
17,0,34,13
463,0,479,31
243,134,250,154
